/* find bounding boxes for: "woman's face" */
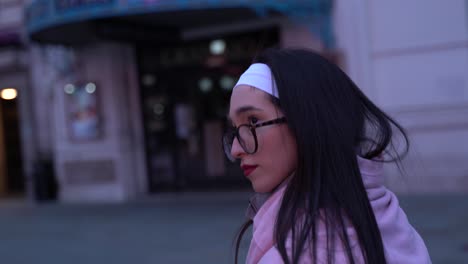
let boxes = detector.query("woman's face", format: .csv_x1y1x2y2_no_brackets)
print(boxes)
228,85,298,193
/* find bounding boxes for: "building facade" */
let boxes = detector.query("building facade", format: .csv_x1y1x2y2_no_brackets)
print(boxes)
336,0,468,193
24,0,332,202
0,0,31,200
15,0,468,202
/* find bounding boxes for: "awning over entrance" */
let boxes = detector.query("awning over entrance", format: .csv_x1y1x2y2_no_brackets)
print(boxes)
26,0,334,47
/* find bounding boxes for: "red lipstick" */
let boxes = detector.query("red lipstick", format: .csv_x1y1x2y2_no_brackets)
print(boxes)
241,164,258,177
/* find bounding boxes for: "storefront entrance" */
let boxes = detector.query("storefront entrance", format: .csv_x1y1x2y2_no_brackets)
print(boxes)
0,94,25,197
137,28,278,191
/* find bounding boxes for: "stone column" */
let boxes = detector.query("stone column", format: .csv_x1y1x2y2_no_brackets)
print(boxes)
31,42,147,202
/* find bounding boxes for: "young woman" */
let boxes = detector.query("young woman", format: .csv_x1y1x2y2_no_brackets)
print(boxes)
223,48,431,264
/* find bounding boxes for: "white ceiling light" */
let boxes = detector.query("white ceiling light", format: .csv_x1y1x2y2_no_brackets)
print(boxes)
85,83,96,94
220,75,235,91
199,77,213,93
210,39,226,55
64,84,75,94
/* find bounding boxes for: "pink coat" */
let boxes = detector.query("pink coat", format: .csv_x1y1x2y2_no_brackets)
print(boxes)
245,157,431,263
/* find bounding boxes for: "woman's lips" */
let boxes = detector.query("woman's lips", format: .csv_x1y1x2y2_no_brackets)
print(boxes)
241,165,258,177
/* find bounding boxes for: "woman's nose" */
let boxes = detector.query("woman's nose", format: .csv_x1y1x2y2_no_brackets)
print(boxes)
230,137,246,159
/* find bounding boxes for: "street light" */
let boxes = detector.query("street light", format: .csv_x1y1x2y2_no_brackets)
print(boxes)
1,88,18,100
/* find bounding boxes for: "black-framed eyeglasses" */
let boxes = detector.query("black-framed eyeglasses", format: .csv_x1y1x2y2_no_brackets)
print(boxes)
223,117,287,162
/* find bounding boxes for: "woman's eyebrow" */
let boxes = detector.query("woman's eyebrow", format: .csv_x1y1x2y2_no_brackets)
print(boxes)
235,105,263,116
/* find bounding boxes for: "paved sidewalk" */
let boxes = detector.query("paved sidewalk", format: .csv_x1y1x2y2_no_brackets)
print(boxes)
0,192,467,264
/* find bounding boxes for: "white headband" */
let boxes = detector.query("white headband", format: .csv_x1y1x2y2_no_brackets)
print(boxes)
234,63,279,98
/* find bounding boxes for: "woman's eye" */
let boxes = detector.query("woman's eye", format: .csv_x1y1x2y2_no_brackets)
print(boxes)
249,116,259,125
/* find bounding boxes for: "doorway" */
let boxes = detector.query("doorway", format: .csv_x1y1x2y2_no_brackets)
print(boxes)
137,28,279,192
0,95,25,197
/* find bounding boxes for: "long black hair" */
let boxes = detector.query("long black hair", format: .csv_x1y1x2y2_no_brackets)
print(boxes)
234,48,409,263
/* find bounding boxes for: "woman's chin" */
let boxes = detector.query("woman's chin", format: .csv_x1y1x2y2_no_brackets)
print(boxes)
251,182,273,194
